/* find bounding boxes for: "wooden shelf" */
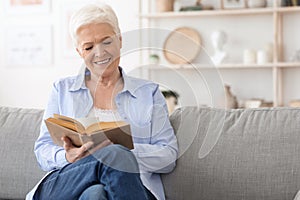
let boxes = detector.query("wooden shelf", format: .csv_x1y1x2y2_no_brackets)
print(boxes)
139,8,274,19
216,63,274,68
276,6,300,13
139,6,300,19
276,62,300,68
148,62,300,70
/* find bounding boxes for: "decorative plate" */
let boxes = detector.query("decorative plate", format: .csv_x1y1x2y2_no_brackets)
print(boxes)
163,27,201,64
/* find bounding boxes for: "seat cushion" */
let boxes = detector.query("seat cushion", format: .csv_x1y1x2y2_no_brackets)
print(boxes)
0,107,46,199
162,107,300,200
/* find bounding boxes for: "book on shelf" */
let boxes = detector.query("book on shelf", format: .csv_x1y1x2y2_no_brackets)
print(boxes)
45,114,133,149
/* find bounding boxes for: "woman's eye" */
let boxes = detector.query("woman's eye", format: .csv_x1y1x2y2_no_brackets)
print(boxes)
103,39,112,45
84,46,93,51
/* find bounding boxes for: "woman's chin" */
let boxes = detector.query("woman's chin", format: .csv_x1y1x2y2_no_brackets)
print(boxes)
89,61,119,77
93,67,115,78
91,63,109,73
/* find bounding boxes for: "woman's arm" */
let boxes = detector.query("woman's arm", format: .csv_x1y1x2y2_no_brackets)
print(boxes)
131,86,178,173
34,82,69,171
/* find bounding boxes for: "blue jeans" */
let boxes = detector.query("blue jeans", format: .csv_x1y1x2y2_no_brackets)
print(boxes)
34,145,156,200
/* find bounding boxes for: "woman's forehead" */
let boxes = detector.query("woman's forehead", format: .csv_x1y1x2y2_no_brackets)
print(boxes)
77,23,116,44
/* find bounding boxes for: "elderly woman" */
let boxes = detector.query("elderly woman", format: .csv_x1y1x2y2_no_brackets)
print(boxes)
26,3,178,200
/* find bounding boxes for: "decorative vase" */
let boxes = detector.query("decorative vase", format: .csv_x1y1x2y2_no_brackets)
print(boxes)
156,0,174,12
225,85,238,109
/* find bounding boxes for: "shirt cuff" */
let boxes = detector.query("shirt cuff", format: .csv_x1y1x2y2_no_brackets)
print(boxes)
55,149,69,168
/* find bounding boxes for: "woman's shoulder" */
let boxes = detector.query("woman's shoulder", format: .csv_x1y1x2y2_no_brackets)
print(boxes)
127,75,154,84
125,75,158,91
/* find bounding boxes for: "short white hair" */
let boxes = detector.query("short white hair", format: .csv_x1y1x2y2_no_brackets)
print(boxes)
69,3,120,47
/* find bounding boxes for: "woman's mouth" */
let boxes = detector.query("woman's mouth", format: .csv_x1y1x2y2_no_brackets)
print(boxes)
94,58,111,65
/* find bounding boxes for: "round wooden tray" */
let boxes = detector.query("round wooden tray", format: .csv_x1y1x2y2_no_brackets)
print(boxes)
163,27,201,64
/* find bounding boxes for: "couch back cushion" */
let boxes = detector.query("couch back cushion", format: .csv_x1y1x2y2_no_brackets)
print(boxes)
162,107,300,200
0,107,46,199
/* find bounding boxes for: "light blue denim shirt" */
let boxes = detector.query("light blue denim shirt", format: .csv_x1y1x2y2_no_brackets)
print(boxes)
28,67,178,200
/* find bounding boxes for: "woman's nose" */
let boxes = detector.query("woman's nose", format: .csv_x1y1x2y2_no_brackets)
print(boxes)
94,43,105,56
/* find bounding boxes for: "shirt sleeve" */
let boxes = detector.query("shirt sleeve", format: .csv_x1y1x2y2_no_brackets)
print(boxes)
131,86,178,173
34,82,69,172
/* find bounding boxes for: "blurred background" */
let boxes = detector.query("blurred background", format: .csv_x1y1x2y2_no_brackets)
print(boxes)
0,0,300,111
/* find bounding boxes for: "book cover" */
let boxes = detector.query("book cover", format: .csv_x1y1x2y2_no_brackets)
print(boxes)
45,114,133,149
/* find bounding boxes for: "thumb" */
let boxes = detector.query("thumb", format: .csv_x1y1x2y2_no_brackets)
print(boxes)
62,136,73,150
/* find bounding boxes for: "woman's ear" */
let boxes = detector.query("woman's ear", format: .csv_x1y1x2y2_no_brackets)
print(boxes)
119,35,122,49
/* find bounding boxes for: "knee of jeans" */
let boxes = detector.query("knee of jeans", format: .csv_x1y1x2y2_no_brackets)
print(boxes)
93,144,139,173
79,184,107,200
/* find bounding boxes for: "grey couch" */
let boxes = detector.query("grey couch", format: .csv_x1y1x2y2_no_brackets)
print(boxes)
1,106,300,200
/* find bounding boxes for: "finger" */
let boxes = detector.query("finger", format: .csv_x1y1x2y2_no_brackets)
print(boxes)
62,136,73,150
89,139,112,154
77,150,91,161
82,141,94,151
78,141,94,156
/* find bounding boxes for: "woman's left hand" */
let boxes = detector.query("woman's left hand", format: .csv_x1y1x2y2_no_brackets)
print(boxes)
62,136,112,163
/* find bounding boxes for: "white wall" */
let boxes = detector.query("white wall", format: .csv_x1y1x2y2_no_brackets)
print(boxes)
0,0,139,108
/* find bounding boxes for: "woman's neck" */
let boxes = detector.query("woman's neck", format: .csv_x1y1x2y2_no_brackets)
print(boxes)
90,69,122,89
86,69,124,110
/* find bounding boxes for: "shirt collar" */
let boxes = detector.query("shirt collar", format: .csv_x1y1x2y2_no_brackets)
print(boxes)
68,66,89,92
68,66,142,98
119,67,138,98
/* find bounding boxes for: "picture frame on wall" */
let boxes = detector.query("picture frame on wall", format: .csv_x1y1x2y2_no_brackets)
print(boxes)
4,0,50,15
4,25,53,67
221,0,246,9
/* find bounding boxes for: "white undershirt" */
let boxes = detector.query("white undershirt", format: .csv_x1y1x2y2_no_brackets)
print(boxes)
87,107,123,122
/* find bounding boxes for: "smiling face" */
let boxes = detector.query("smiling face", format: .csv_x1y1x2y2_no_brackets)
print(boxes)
76,23,122,78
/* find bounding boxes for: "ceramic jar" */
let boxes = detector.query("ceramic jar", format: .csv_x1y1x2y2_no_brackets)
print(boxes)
247,0,267,8
243,49,256,64
257,50,268,64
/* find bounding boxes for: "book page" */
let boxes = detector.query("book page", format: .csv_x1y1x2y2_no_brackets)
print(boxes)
85,121,128,134
74,117,100,129
52,114,128,134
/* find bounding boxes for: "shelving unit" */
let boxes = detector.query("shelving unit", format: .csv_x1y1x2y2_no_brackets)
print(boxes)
139,6,300,18
138,0,300,107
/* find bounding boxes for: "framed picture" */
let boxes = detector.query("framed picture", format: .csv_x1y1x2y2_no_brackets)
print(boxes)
221,0,246,9
4,0,50,15
4,26,52,66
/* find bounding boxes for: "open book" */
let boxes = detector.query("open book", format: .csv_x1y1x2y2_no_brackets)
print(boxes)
45,114,133,149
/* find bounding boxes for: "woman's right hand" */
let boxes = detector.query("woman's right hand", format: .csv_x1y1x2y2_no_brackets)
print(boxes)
62,136,112,163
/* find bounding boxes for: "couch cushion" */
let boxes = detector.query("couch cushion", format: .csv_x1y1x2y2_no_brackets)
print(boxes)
162,107,300,200
0,107,46,199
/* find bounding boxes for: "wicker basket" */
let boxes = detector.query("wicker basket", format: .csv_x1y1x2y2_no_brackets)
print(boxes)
156,0,174,12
